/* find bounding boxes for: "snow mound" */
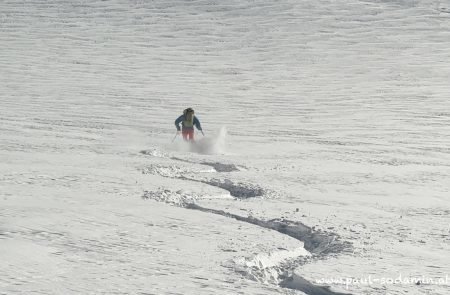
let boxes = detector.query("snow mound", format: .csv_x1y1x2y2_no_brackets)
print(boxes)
280,274,353,295
142,164,189,178
202,178,267,199
142,188,200,207
233,247,310,284
264,218,352,255
142,164,215,178
200,161,242,172
140,148,168,158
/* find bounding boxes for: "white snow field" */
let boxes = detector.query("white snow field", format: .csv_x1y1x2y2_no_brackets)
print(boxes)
1,0,449,294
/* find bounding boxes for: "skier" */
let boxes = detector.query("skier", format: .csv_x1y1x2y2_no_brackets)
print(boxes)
174,108,203,141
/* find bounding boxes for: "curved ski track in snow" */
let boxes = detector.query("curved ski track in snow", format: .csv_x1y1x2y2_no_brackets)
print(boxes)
141,149,353,295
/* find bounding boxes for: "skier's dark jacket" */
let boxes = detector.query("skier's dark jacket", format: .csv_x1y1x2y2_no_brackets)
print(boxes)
175,115,202,131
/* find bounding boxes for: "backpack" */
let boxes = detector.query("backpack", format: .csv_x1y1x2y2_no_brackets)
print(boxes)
183,108,194,127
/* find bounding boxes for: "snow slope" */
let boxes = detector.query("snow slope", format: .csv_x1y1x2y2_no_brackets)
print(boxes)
1,0,449,294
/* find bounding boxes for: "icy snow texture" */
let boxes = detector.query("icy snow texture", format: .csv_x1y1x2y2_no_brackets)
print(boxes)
1,0,450,295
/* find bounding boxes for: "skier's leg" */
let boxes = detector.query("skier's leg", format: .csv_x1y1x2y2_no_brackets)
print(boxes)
182,130,188,141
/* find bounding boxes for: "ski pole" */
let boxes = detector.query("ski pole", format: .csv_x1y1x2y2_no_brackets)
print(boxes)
171,132,179,142
201,130,205,136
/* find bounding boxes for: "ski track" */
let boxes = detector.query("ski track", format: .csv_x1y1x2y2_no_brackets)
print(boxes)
1,0,450,294
140,154,269,199
141,149,354,294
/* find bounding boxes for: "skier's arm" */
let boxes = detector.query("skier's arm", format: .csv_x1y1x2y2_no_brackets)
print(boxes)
175,115,183,131
194,117,202,131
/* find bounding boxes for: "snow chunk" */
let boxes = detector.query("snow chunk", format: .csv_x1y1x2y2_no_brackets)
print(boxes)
142,188,200,207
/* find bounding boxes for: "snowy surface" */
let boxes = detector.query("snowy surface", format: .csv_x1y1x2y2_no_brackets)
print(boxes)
1,0,450,294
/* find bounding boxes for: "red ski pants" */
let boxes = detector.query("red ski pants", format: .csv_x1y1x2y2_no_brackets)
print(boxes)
182,129,194,141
